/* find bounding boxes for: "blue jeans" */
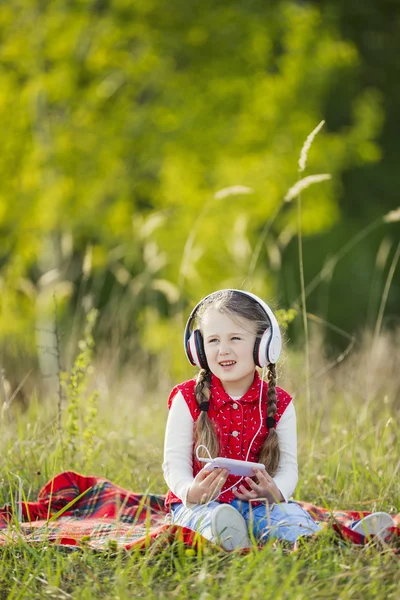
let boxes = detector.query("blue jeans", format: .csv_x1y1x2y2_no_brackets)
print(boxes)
170,499,322,544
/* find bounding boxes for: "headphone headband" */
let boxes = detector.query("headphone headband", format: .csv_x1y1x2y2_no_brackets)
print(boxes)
183,289,281,367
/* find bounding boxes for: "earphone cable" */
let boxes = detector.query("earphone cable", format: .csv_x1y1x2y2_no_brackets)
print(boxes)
209,365,267,500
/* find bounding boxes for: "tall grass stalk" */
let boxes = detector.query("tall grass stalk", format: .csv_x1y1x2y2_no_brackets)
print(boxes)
360,240,400,407
63,308,98,463
247,202,282,283
293,210,399,307
296,188,311,435
177,186,253,325
373,241,400,346
295,121,326,434
298,120,325,172
301,313,356,385
178,186,253,293
53,295,63,440
247,174,330,284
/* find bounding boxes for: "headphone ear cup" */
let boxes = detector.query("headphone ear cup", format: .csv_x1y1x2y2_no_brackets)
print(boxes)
187,329,209,370
253,329,272,368
195,330,209,370
267,329,282,364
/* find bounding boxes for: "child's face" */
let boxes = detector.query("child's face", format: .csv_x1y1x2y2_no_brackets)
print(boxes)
201,308,257,396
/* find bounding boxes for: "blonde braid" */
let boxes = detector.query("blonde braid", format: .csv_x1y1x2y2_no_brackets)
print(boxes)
258,363,280,476
194,369,219,459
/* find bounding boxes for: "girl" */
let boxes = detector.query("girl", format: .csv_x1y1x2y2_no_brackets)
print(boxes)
163,289,395,549
163,289,321,549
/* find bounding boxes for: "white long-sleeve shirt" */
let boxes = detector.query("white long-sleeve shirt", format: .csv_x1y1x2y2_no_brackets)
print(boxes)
163,390,298,507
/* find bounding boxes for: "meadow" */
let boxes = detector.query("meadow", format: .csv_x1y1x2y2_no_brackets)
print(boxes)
1,2,400,597
0,327,399,600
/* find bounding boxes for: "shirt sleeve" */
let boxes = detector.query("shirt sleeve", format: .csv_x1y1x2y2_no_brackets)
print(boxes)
162,390,195,506
272,401,298,502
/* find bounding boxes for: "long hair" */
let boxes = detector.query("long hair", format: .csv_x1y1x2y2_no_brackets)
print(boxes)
194,368,219,459
258,363,279,476
193,290,280,475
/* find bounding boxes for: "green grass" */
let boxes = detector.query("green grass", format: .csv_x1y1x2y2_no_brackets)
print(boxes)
0,333,399,599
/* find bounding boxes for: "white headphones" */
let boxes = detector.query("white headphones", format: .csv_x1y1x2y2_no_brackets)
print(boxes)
184,289,282,369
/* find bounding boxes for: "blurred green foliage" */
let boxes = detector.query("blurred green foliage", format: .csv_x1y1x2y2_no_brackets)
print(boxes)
0,0,398,385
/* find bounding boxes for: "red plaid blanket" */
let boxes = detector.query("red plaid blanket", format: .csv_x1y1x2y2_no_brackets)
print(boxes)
1,472,399,551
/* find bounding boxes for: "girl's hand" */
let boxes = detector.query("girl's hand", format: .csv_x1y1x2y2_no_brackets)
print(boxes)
232,468,284,504
187,467,229,505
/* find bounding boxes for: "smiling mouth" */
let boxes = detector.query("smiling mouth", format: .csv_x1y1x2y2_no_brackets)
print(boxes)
219,360,236,366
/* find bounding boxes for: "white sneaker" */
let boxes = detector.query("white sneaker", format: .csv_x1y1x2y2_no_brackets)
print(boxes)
211,504,252,550
351,512,395,541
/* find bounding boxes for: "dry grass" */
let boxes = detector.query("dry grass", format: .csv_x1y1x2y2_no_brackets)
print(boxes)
0,329,399,599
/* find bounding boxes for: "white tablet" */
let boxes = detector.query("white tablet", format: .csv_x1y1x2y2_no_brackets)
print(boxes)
199,457,265,477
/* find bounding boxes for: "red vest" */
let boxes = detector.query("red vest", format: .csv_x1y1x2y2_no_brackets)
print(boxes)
165,372,292,506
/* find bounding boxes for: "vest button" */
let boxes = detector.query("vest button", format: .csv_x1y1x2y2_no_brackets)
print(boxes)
232,431,239,437
232,403,238,409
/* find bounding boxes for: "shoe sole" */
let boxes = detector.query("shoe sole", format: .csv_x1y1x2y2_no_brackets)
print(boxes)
211,504,251,550
351,512,395,540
